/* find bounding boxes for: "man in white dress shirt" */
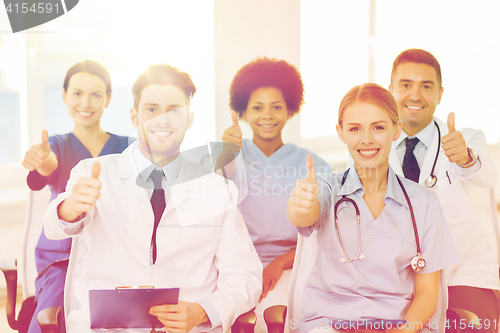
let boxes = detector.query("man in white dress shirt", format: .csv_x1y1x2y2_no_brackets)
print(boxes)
44,64,262,333
389,49,499,332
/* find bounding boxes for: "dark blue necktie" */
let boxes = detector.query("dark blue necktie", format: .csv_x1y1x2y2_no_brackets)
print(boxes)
149,169,166,265
403,137,420,183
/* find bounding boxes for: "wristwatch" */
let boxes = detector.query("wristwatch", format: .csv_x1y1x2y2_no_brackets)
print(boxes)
460,147,478,168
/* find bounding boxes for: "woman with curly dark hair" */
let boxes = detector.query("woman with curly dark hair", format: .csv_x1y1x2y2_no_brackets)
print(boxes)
216,57,331,332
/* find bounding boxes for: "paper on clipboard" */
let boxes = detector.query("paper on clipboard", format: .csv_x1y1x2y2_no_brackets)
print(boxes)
89,287,179,329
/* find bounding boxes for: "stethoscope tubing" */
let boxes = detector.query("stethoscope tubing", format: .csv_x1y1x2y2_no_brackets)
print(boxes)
333,168,424,270
425,121,441,188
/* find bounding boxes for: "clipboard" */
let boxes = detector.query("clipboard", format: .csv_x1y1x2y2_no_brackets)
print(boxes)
89,287,179,329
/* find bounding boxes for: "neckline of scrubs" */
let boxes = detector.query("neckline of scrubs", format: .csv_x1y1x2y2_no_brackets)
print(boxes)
340,167,409,225
247,139,294,162
69,131,113,158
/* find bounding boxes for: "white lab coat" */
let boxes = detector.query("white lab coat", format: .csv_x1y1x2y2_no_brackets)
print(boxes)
44,142,263,332
390,117,500,290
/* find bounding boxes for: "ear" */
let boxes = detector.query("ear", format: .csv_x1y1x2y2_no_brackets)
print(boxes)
393,120,402,141
130,107,138,128
437,86,444,105
104,93,112,108
186,112,194,131
336,124,346,143
62,89,68,105
388,84,393,93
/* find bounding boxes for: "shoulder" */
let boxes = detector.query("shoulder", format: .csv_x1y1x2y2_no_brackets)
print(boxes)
181,159,239,194
317,172,342,193
284,143,331,172
76,153,122,172
48,133,72,146
459,127,486,143
109,133,136,147
435,117,486,143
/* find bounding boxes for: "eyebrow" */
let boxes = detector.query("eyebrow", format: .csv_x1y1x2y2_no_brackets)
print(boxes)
142,103,185,109
250,101,285,104
346,120,388,126
399,79,435,85
71,88,105,94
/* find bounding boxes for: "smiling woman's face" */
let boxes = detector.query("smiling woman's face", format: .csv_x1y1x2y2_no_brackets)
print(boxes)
63,72,110,127
242,87,290,143
337,102,401,170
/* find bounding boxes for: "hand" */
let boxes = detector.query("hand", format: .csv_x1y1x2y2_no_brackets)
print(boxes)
260,258,285,302
150,301,209,333
441,112,470,166
22,130,50,171
288,155,319,216
221,111,242,153
57,162,101,222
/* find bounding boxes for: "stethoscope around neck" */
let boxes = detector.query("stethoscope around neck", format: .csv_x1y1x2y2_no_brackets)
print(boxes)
424,121,441,188
333,168,427,272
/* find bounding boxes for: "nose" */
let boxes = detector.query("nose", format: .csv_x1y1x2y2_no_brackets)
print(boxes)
409,85,422,102
153,111,171,125
261,106,273,119
81,94,91,108
361,129,374,145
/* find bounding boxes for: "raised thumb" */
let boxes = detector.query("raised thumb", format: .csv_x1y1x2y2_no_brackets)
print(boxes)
91,161,101,179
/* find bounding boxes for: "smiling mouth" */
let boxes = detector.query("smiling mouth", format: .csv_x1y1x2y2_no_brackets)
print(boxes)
78,111,94,117
405,105,424,110
358,149,380,158
258,124,277,129
151,130,173,138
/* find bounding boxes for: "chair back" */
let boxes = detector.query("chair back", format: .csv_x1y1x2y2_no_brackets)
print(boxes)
19,187,51,300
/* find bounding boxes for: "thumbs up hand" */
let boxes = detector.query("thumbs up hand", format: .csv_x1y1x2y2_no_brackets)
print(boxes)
288,156,321,227
221,111,243,153
58,162,102,222
22,130,51,171
441,112,471,166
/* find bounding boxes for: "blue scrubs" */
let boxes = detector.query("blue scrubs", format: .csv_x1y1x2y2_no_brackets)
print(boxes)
26,132,132,333
234,139,331,267
298,167,459,330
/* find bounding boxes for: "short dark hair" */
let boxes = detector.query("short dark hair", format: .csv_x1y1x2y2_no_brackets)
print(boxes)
132,64,196,110
391,49,442,87
338,83,399,127
63,60,112,95
229,57,304,117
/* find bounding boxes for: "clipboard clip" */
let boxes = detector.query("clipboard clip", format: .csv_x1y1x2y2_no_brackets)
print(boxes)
115,286,155,289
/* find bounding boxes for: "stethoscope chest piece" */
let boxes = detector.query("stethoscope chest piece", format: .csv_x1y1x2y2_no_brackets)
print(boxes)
411,254,426,272
425,175,437,188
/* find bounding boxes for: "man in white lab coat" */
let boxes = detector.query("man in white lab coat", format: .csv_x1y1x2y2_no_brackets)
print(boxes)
389,48,499,332
44,64,262,333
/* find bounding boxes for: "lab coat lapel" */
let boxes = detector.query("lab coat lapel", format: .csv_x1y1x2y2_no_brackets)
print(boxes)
163,157,201,217
113,143,150,205
389,146,403,176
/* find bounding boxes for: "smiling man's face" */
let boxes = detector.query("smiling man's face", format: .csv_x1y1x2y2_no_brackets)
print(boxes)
131,84,193,164
389,62,444,136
